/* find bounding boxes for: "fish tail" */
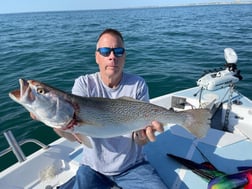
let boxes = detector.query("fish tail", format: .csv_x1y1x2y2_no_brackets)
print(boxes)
181,109,211,138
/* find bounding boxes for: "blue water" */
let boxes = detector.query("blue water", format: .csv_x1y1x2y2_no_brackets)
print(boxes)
0,4,252,170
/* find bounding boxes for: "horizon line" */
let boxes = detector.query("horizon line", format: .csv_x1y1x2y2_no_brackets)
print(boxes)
1,1,252,15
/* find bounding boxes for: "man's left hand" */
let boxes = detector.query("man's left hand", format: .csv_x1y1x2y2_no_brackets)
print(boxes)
133,121,164,145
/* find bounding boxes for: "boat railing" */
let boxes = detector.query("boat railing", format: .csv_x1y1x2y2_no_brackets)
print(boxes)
0,130,49,163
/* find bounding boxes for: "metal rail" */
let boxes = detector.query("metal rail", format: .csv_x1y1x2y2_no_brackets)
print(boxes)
0,130,49,162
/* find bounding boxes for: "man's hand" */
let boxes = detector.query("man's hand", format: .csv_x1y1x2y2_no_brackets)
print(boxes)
133,121,164,145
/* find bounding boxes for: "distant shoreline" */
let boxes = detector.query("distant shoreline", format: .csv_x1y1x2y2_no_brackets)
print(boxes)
124,1,252,10
172,1,252,7
1,2,252,15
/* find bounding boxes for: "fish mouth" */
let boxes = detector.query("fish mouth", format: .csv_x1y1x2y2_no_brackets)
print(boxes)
9,78,31,102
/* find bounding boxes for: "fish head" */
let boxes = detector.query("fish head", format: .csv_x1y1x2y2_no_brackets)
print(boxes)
9,78,75,129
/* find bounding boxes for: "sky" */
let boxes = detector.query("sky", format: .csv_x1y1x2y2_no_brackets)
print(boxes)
0,0,242,14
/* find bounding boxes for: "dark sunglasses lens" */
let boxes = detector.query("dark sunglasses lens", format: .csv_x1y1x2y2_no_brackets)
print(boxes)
97,47,125,57
98,48,112,57
113,48,125,57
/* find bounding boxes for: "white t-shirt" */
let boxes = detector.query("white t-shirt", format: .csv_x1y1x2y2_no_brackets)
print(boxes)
72,72,149,175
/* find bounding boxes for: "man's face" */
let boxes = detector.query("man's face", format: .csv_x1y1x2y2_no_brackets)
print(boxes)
96,33,126,80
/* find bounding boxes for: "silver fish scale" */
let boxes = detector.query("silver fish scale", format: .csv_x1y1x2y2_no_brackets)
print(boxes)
77,96,173,126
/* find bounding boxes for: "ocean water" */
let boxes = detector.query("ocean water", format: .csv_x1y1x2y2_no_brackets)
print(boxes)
0,4,252,170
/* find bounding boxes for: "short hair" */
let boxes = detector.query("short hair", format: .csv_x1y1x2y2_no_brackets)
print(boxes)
97,28,124,43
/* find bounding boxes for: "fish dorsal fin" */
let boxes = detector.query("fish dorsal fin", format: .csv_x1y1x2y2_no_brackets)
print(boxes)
118,96,141,102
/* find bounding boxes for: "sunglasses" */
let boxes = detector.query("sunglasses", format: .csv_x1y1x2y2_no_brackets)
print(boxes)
97,47,125,57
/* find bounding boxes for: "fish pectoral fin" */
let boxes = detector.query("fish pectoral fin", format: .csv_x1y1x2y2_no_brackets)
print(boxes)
73,133,92,148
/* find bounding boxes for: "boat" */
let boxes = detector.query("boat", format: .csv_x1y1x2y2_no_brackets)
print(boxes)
0,48,251,189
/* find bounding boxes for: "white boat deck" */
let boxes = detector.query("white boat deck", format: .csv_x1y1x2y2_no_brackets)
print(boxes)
145,86,252,188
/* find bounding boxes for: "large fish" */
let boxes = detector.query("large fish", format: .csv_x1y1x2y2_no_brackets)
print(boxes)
9,79,210,140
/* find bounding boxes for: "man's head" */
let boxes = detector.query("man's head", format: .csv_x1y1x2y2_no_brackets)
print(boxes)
97,28,124,44
95,29,126,87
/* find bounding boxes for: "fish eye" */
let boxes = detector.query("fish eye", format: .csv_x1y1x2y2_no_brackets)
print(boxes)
37,87,45,94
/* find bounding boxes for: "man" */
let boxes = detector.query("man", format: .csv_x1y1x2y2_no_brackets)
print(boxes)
56,28,168,189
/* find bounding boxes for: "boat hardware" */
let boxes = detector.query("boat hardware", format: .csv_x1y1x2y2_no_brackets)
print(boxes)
0,130,49,162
